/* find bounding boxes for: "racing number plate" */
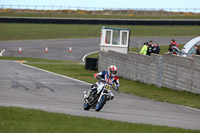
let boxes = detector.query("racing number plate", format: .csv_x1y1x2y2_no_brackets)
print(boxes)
105,84,111,90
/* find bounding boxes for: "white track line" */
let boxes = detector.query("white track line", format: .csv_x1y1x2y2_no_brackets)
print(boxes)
20,63,92,86
0,49,5,57
82,51,99,62
179,105,200,112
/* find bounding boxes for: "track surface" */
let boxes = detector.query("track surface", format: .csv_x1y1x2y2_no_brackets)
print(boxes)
0,37,195,61
0,60,200,130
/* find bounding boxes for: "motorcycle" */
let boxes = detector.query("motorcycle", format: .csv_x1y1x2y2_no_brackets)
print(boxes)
169,46,188,57
83,79,116,112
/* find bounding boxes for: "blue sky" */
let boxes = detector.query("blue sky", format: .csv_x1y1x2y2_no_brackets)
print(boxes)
1,0,199,9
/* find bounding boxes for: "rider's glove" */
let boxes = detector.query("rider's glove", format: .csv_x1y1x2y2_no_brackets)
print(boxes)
100,78,106,82
96,75,101,80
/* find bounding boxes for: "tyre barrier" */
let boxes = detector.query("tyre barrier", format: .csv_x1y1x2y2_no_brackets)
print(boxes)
85,58,98,71
0,17,200,25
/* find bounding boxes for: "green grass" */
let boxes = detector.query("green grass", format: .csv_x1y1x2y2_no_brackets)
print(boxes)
0,106,199,133
0,56,78,63
0,23,200,41
84,52,100,62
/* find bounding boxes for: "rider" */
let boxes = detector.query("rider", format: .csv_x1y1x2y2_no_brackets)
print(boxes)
83,65,119,100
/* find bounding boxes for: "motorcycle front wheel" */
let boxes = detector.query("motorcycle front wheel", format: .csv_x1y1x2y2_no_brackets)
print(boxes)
95,95,107,112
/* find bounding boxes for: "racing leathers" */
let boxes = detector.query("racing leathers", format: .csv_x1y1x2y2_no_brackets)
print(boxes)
88,70,119,100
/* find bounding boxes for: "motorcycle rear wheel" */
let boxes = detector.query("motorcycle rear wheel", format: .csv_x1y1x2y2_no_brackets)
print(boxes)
83,102,91,110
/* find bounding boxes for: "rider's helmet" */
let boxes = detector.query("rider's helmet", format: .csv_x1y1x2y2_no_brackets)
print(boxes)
108,65,117,77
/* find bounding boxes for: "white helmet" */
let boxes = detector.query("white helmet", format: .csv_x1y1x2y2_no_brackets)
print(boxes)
108,65,117,76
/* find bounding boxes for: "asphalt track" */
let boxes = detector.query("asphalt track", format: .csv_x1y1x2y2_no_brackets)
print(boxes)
0,60,200,130
0,36,195,61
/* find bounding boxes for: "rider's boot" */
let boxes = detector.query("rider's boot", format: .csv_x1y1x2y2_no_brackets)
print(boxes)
83,91,88,99
83,84,98,99
107,93,114,101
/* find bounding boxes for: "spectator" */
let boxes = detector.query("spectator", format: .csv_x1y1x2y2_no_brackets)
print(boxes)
152,43,160,54
147,40,154,56
194,45,198,55
171,39,179,48
168,39,178,53
196,45,200,55
140,42,148,55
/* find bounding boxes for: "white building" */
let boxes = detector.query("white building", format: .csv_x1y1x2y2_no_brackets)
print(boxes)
99,27,130,54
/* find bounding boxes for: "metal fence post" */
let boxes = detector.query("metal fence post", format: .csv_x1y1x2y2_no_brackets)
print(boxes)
68,6,70,14
157,56,163,87
138,41,141,52
135,8,137,15
153,8,154,16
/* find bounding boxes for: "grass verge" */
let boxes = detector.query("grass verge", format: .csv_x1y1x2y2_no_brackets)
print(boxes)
0,106,199,133
0,23,200,41
0,56,78,63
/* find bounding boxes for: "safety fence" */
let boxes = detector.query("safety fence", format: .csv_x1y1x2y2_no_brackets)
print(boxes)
98,51,200,94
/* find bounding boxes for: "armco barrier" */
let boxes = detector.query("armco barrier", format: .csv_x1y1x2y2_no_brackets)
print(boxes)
98,51,200,94
0,17,200,25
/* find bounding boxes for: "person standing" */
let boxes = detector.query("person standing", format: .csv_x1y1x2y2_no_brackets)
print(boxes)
171,39,179,48
194,45,198,55
196,45,200,55
168,39,178,54
140,42,148,55
152,43,160,54
147,40,154,56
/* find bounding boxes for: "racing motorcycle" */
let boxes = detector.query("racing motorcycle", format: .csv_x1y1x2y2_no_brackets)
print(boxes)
170,46,187,56
83,79,116,112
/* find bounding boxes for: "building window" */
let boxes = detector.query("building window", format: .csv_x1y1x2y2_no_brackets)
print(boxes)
105,30,111,44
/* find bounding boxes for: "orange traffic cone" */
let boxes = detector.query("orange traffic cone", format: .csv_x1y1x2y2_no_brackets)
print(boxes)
19,47,22,54
45,46,48,53
69,47,72,53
